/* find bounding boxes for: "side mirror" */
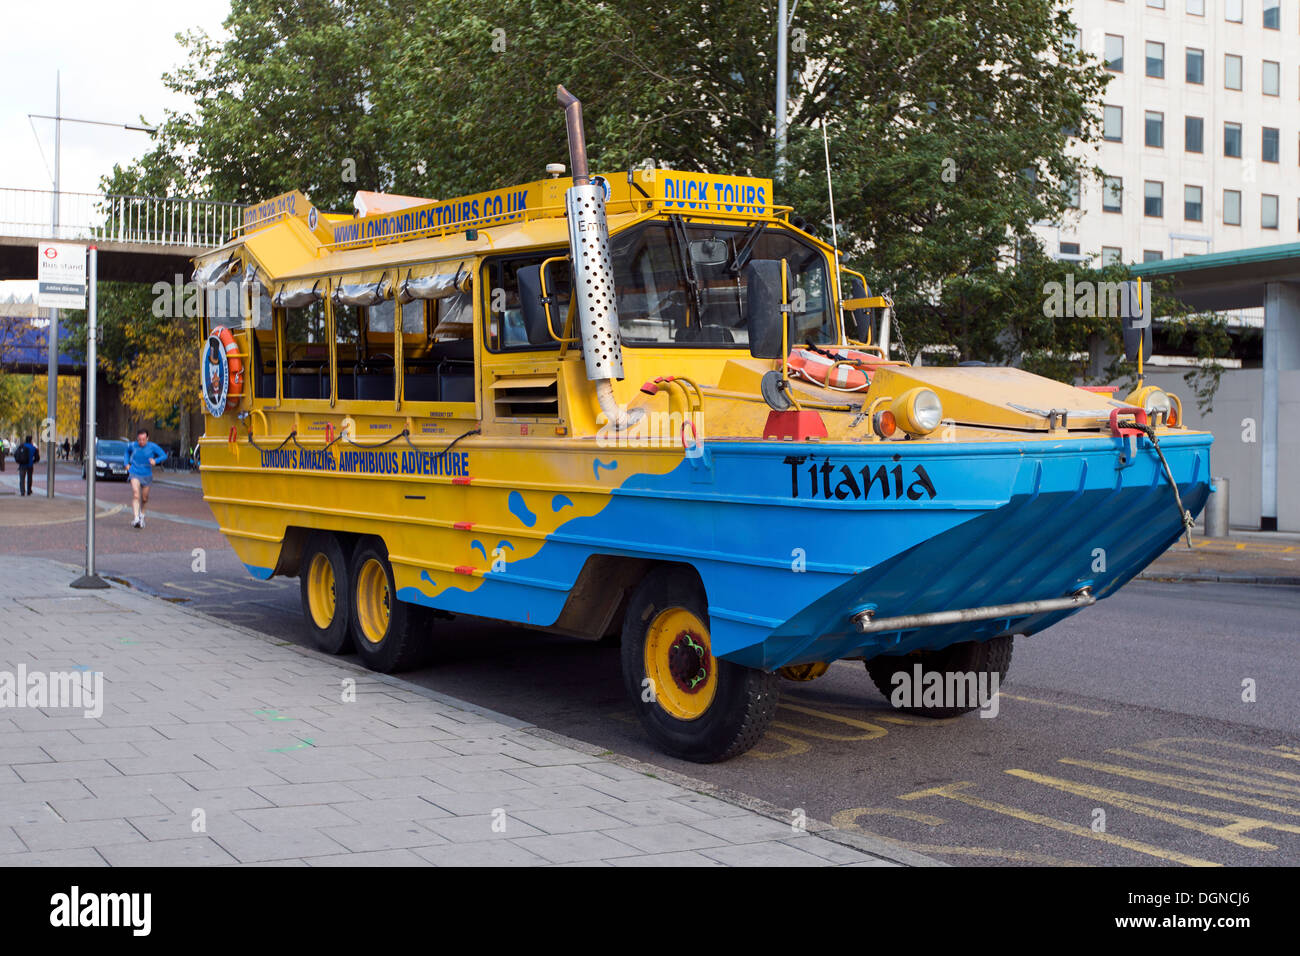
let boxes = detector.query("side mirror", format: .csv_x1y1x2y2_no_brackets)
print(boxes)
1119,279,1152,361
516,265,552,346
744,259,787,359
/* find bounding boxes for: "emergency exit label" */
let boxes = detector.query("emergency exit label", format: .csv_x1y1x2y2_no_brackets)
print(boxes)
37,242,87,309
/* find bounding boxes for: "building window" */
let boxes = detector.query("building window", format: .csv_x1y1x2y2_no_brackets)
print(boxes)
1225,0,1242,22
1145,111,1164,148
1101,247,1123,266
1060,242,1081,256
1223,189,1241,226
1185,115,1204,153
1187,0,1204,14
1262,194,1279,229
1224,122,1242,158
1066,175,1081,209
1104,105,1124,141
1184,185,1203,221
1263,127,1280,163
1105,34,1124,72
1143,250,1164,263
1147,0,1164,7
1146,41,1165,79
1224,54,1242,91
1144,181,1164,217
1262,61,1280,96
1185,48,1204,84
1263,0,1280,28
1103,176,1123,212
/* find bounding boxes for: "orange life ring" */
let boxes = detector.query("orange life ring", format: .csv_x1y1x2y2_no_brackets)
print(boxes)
204,325,244,415
787,347,883,392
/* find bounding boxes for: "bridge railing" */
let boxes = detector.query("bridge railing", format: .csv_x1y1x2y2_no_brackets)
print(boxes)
0,188,244,248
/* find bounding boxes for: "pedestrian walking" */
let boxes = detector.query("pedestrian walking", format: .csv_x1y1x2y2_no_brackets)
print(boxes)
13,435,39,496
73,438,81,463
61,438,70,461
0,439,7,473
124,428,167,528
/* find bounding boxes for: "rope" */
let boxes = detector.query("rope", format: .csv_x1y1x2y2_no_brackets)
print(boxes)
1124,420,1195,550
242,421,296,454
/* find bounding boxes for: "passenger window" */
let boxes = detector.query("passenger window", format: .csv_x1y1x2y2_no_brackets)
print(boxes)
333,303,362,401
281,302,328,400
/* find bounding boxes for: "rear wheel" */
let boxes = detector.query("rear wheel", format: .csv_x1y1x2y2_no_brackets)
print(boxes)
299,533,352,655
349,539,432,673
866,635,1013,718
621,567,778,763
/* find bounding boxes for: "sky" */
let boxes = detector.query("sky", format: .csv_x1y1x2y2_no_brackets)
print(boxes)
0,0,232,195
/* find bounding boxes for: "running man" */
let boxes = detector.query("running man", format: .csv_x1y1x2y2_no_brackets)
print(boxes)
124,428,167,528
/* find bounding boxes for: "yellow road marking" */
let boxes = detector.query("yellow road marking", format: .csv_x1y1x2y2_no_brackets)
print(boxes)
834,806,947,826
776,702,890,741
1141,737,1300,781
744,732,813,760
897,780,1220,866
1106,748,1300,793
999,693,1111,717
832,809,1093,866
1007,769,1300,850
1058,757,1300,814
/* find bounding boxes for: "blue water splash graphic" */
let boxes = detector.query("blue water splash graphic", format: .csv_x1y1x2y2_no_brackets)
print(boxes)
593,459,618,480
551,494,574,512
507,490,537,527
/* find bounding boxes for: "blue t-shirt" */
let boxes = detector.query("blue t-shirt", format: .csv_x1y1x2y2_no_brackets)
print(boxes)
123,442,167,477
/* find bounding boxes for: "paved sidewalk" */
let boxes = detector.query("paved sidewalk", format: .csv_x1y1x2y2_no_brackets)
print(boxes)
1141,528,1300,585
0,555,931,867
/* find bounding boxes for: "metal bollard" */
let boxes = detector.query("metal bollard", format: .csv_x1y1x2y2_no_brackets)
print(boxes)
1204,476,1229,537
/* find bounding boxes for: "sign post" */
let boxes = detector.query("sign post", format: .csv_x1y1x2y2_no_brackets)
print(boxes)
70,245,106,590
37,240,87,498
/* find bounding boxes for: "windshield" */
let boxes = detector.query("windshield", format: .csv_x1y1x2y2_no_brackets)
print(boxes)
97,440,129,458
610,220,836,347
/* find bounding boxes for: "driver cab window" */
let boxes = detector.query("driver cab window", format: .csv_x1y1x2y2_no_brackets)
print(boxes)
610,221,835,347
483,252,571,351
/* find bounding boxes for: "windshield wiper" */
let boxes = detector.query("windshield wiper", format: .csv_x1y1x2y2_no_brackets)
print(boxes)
669,215,706,328
726,221,765,275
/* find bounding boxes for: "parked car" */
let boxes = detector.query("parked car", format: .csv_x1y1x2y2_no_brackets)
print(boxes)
82,439,131,481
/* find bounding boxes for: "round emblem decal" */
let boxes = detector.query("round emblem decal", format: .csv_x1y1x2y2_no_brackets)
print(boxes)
307,206,319,230
591,175,611,202
202,333,230,417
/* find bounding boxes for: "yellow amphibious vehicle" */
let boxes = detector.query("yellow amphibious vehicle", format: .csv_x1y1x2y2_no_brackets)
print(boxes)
195,88,1211,762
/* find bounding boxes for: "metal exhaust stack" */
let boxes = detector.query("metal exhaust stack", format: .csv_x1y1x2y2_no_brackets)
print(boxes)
557,86,639,429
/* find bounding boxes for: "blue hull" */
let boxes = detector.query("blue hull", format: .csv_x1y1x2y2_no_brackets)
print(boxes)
396,431,1213,672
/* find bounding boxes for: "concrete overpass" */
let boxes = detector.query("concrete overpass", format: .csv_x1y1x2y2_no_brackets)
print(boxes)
1133,242,1300,531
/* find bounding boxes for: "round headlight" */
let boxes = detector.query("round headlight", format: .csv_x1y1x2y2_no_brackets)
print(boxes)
891,387,943,436
1144,389,1171,418
95,459,106,468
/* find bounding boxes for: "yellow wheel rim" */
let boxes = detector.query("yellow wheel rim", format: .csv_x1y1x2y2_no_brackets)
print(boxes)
643,607,717,721
355,557,392,645
307,553,336,630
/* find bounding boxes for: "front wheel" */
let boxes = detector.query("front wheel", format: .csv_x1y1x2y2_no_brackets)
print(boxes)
866,634,1013,718
620,567,778,763
348,538,433,673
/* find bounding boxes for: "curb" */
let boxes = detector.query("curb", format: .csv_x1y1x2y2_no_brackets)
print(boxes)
62,560,940,868
1138,571,1300,586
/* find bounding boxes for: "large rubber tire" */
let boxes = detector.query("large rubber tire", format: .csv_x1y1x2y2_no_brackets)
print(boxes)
298,533,353,655
866,634,1013,718
348,538,434,673
620,567,779,763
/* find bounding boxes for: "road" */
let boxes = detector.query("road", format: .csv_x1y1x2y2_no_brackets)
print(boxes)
4,464,1298,867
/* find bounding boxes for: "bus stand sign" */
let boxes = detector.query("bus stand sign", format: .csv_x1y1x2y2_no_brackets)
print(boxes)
38,242,87,310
